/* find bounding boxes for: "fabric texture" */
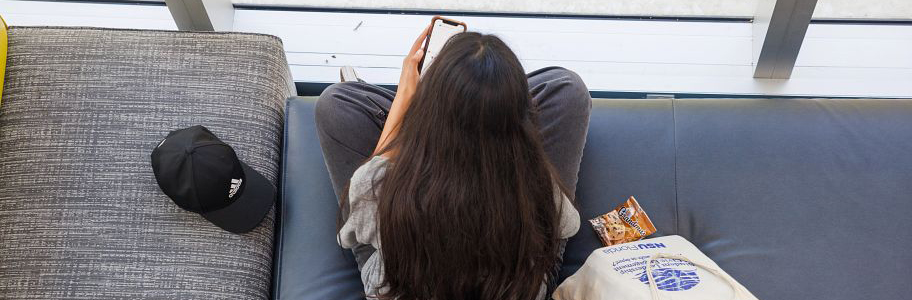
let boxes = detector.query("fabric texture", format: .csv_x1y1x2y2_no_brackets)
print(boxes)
0,27,292,299
554,236,758,300
340,155,581,299
275,97,366,300
672,99,912,300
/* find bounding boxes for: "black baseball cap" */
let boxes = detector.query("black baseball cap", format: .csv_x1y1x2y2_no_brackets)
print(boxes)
151,125,275,233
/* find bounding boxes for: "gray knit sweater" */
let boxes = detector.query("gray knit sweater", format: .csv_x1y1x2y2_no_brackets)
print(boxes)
338,156,581,299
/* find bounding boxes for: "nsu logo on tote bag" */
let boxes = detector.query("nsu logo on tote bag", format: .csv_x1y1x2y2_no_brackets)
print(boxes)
554,235,758,300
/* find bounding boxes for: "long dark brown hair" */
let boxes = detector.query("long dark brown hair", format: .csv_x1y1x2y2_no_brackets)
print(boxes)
358,32,569,300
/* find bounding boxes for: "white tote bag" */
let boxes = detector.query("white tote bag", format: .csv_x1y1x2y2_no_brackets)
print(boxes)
554,235,758,300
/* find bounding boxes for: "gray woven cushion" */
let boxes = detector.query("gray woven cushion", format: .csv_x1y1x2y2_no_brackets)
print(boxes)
0,27,292,299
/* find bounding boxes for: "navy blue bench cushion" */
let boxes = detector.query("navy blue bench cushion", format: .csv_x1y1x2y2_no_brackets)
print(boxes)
276,97,912,300
275,97,679,299
673,99,912,300
276,97,363,299
561,99,678,280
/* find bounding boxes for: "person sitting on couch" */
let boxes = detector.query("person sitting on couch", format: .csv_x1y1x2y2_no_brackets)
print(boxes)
314,26,593,300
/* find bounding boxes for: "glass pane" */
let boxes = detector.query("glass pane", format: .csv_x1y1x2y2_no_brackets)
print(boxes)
0,0,175,29
234,0,911,20
232,0,760,18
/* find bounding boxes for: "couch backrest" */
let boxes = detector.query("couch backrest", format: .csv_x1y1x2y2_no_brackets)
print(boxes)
0,27,293,299
569,98,912,300
277,97,912,300
561,99,678,277
663,99,912,300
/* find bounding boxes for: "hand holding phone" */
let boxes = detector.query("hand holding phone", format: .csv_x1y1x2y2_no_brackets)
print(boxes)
418,16,467,75
373,24,431,156
396,24,432,104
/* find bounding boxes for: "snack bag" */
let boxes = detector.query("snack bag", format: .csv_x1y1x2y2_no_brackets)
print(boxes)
589,196,656,246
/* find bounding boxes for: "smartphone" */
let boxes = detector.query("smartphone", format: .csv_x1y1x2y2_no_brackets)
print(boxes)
418,16,467,75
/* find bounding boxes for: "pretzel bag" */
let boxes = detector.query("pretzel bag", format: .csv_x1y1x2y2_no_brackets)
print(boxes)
589,196,657,246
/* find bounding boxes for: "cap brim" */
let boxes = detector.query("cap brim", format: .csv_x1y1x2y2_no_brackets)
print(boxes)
202,162,275,234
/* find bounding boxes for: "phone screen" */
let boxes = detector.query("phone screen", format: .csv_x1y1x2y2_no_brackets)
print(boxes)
420,19,466,74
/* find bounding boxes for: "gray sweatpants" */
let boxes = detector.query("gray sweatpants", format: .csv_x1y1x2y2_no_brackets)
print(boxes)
313,66,592,296
315,66,592,199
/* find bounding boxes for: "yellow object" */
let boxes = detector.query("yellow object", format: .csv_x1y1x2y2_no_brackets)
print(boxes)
1,15,7,108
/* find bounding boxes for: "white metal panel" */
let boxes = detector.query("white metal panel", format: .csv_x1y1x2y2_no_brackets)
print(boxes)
1,1,909,97
798,24,912,68
234,9,912,97
233,0,760,18
233,0,912,20
249,24,751,65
